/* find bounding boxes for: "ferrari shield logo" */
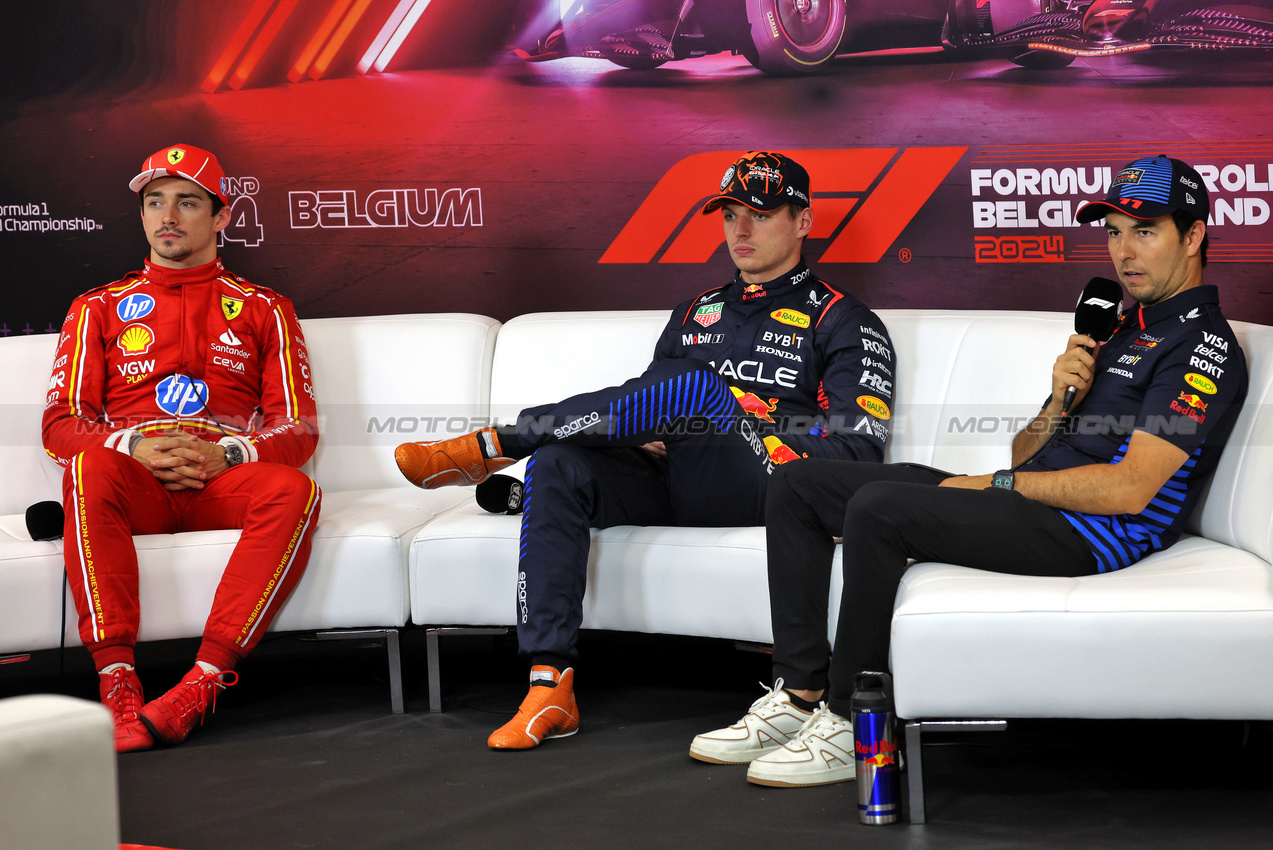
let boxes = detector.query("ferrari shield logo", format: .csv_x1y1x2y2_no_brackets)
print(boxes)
221,296,244,321
167,148,185,165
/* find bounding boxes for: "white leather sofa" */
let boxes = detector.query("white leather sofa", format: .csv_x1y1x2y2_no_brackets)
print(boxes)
0,314,499,713
2,307,1269,822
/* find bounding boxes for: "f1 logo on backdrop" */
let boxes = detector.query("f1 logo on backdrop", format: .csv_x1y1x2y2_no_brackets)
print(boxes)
600,148,967,264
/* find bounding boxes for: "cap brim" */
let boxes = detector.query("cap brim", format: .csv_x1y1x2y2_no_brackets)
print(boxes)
700,194,793,215
129,168,227,204
1076,199,1174,223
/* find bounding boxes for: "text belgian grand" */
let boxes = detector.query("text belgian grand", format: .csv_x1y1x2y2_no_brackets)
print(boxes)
289,188,482,228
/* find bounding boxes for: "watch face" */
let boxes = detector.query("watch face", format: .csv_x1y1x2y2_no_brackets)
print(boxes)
225,444,244,466
993,471,1013,490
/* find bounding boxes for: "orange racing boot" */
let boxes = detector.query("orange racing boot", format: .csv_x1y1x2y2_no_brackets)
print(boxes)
488,666,579,749
395,427,513,488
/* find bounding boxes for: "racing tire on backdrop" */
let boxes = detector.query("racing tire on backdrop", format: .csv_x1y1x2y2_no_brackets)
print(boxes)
1009,48,1075,68
606,55,669,70
744,0,848,75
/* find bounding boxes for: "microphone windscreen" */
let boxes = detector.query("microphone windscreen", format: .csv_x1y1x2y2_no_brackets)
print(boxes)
26,501,65,541
1073,277,1124,343
475,474,524,515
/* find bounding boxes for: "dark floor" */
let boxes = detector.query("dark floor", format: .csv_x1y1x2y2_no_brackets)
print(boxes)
5,630,1273,850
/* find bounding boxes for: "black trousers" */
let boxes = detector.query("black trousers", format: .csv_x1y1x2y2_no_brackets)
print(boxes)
765,460,1098,717
499,358,779,665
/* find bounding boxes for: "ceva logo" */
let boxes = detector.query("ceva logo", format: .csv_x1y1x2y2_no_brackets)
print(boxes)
600,148,967,264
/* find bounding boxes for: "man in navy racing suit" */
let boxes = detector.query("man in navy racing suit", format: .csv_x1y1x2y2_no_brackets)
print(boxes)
395,152,895,749
689,154,1248,789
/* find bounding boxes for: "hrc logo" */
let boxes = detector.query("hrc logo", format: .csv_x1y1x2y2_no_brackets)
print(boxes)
600,147,966,264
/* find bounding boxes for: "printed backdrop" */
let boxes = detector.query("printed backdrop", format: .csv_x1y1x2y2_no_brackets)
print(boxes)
2,0,1271,340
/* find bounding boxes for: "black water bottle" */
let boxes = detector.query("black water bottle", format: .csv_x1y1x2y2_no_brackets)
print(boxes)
851,672,900,825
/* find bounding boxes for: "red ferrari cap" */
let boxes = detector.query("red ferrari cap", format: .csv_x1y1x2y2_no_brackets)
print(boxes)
129,144,229,205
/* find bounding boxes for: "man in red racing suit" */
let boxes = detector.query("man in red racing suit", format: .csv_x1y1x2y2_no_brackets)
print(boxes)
42,144,320,752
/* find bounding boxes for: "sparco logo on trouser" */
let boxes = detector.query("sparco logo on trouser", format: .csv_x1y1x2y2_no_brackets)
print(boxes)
518,571,528,623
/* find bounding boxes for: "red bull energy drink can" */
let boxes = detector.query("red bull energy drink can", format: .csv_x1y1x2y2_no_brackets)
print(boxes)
851,672,901,825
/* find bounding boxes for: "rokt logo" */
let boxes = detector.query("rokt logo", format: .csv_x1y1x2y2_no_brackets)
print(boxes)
600,148,966,264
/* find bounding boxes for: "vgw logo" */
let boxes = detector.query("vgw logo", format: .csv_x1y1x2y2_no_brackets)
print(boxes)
600,148,966,264
219,177,265,249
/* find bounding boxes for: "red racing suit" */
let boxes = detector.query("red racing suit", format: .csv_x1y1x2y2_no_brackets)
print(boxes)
42,257,321,671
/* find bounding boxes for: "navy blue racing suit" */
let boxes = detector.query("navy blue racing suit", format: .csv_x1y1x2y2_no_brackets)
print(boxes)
497,261,895,666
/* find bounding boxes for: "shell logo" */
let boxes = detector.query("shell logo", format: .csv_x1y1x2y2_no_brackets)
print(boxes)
856,395,891,420
1184,373,1217,395
117,323,155,357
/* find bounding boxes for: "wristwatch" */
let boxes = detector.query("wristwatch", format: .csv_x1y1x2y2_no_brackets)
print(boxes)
223,442,245,468
991,469,1015,491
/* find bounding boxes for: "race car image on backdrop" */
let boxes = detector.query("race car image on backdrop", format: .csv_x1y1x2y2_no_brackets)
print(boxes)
511,0,1273,73
510,0,946,74
946,0,1273,68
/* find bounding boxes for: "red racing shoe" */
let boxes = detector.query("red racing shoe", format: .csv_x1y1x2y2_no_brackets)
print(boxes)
395,426,513,489
488,666,579,749
99,666,154,753
140,665,238,746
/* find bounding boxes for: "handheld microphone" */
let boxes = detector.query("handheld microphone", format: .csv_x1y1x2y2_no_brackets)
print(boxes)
25,501,65,541
1061,277,1124,416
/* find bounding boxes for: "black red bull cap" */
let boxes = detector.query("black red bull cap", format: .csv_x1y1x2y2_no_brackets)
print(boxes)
1076,154,1209,223
700,151,811,215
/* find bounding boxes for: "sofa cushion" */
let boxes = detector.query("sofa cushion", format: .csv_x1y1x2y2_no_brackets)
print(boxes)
890,535,1273,721
0,334,63,515
48,487,473,648
1185,320,1273,564
877,309,1071,472
410,501,782,644
301,313,500,492
488,311,670,418
0,517,64,655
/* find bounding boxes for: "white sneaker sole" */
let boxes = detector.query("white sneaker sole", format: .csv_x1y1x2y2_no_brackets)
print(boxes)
745,763,857,788
688,742,778,765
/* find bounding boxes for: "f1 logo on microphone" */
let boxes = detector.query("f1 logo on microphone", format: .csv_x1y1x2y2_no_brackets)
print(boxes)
600,148,967,265
1084,297,1118,309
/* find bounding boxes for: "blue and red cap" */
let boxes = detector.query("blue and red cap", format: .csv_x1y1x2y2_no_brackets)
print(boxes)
1076,154,1208,223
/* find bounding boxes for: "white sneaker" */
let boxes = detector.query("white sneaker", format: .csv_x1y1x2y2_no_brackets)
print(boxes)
745,703,857,787
689,679,814,764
